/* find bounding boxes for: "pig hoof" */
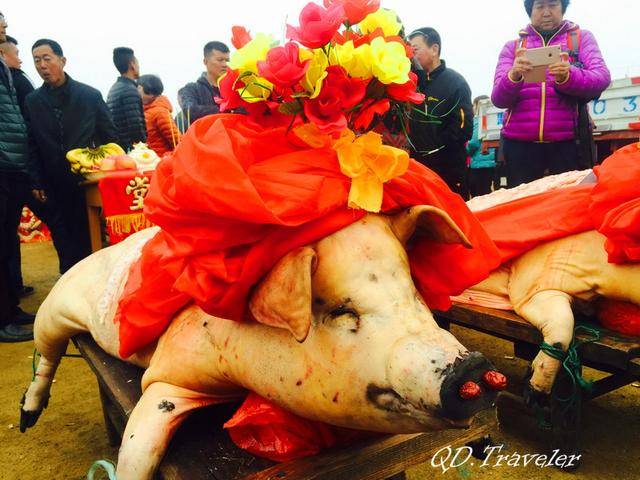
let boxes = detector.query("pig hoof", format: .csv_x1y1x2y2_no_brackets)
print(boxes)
19,408,43,432
19,392,49,433
523,376,549,416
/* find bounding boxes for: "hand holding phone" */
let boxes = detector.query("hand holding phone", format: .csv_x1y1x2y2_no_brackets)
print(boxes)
509,48,533,82
523,45,562,83
548,52,571,83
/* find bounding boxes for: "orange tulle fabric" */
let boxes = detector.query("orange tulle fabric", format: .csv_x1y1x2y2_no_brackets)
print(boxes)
115,114,501,357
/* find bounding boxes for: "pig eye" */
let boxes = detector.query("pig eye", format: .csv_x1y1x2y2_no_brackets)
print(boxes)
329,305,359,318
325,305,361,333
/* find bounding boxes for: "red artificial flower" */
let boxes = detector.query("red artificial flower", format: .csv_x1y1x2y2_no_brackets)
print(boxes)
231,26,252,49
286,2,345,49
304,66,368,133
257,42,311,89
323,0,380,25
353,98,390,130
215,69,245,112
387,72,425,104
245,101,298,129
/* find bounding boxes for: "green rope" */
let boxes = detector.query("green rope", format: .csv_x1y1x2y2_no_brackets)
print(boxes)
87,459,117,480
533,324,601,428
31,348,41,381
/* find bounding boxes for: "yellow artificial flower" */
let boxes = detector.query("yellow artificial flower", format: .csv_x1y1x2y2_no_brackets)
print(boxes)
335,130,409,212
358,8,402,37
370,37,411,85
237,73,273,103
228,33,275,74
329,41,373,79
300,48,329,99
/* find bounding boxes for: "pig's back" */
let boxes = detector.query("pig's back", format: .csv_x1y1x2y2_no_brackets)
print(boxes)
508,230,609,310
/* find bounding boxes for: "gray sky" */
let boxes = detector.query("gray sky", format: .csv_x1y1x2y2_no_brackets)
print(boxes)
5,0,640,110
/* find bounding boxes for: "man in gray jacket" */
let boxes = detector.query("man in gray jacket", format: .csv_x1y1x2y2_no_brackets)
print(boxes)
0,11,36,342
106,47,146,151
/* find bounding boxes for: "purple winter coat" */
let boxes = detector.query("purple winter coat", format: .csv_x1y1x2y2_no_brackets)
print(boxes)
491,21,610,143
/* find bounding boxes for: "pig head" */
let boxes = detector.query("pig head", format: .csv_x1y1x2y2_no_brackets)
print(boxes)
231,206,501,432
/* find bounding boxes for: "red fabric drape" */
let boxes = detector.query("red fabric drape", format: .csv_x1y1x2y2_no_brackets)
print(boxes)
475,142,640,265
115,114,501,357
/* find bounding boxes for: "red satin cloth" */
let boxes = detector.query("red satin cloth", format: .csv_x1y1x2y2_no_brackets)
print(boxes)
475,142,640,265
475,143,640,336
115,114,501,358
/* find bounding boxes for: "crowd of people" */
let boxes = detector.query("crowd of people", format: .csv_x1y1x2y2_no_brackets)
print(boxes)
0,0,611,342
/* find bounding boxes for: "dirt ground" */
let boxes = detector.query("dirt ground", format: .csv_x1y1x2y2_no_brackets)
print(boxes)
0,241,638,480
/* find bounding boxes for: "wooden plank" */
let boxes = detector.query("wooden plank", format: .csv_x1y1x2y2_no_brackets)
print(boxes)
73,335,141,418
436,304,640,373
243,410,496,480
435,305,542,344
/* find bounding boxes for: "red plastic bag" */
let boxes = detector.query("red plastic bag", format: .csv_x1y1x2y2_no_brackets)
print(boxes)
224,393,377,462
596,298,640,337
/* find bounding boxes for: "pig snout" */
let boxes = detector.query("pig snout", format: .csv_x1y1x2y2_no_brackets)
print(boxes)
439,352,504,421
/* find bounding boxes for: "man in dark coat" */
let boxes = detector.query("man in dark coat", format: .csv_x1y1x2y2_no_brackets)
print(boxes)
408,28,474,197
177,41,230,126
0,12,35,342
1,34,38,299
106,47,146,151
24,38,117,273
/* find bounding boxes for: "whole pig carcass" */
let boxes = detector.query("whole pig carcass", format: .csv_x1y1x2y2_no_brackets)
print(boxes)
458,173,640,398
20,206,504,480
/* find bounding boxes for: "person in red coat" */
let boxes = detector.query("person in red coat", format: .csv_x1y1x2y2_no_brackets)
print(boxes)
137,74,181,156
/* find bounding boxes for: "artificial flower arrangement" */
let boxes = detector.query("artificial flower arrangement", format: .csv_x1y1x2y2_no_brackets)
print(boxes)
217,0,425,212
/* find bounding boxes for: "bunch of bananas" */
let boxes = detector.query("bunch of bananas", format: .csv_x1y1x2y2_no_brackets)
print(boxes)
66,143,125,175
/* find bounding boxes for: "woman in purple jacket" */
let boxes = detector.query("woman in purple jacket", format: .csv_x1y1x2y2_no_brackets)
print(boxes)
492,0,610,187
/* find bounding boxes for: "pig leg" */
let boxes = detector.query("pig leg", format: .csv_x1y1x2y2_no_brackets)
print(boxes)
21,308,86,431
116,382,220,480
516,290,575,395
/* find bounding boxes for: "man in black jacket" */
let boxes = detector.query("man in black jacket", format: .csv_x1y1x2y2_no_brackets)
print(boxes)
1,34,39,299
25,38,117,273
177,41,230,126
0,12,35,342
106,47,146,151
408,28,473,197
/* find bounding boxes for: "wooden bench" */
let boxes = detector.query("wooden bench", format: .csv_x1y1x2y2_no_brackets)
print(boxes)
72,333,496,480
433,304,640,463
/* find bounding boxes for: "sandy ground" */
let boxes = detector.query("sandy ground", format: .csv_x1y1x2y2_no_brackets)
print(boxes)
0,241,638,480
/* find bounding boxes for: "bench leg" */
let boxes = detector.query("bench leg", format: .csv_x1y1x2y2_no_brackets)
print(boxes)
99,382,121,447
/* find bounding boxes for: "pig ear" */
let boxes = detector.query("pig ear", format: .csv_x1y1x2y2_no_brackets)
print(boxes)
249,247,317,342
390,205,472,248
